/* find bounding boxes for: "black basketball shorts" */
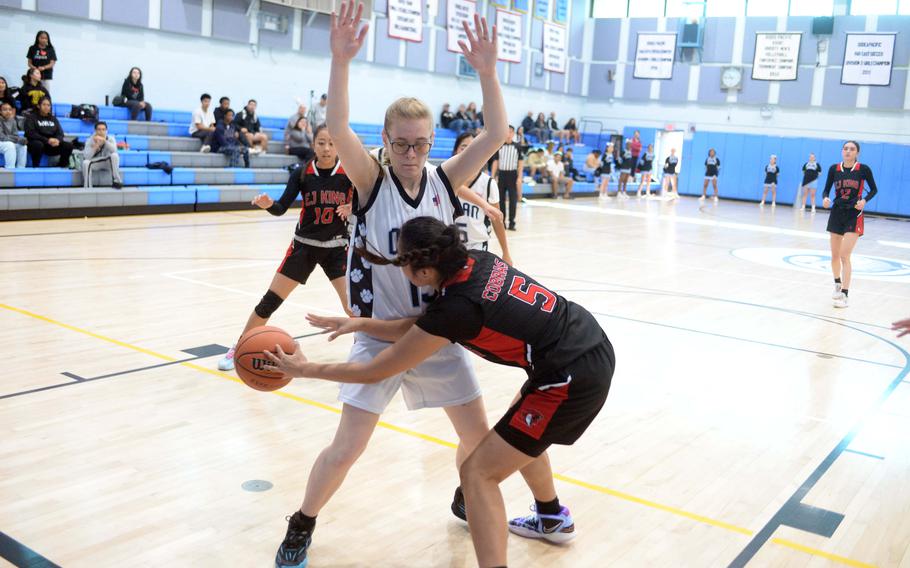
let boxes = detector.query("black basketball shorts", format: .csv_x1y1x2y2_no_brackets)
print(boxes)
277,241,348,283
826,207,864,237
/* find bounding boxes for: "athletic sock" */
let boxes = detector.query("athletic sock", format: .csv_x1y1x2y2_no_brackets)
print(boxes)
835,278,842,284
295,511,317,533
535,497,561,516
842,289,849,297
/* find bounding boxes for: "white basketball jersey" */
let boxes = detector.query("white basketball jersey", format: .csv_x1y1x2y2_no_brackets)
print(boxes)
348,164,463,320
456,172,498,249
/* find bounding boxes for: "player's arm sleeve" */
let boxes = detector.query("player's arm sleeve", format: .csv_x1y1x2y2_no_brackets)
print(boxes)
862,165,878,201
415,296,484,343
267,171,301,216
822,165,836,199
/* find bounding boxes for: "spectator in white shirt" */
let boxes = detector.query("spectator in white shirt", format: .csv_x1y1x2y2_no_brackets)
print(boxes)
189,93,216,153
307,93,327,130
548,152,574,199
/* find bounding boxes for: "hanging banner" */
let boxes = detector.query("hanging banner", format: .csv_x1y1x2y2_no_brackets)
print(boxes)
553,0,567,24
512,0,529,14
490,0,508,7
543,22,566,73
751,32,801,81
534,0,549,20
841,33,896,86
633,32,677,80
496,9,522,63
446,0,476,53
388,0,423,42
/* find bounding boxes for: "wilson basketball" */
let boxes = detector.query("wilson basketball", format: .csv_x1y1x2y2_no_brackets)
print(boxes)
235,326,296,392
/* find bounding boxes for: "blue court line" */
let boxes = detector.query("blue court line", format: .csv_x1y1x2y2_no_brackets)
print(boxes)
0,531,61,568
0,332,323,401
844,448,885,460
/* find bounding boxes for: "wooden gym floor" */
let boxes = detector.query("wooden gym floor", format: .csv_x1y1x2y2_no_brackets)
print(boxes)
1,196,909,567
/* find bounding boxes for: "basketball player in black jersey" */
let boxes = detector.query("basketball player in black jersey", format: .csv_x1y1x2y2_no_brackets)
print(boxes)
822,140,878,309
266,216,615,568
217,124,353,371
700,148,720,202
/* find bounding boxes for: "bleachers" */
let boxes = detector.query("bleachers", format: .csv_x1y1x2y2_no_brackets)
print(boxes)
1,102,599,219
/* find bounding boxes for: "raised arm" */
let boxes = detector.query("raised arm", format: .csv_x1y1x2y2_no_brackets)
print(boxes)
265,325,449,383
440,15,509,190
326,1,380,202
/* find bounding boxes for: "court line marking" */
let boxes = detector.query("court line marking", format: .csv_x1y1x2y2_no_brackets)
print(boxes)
843,449,885,460
0,215,291,239
0,302,877,568
527,200,910,251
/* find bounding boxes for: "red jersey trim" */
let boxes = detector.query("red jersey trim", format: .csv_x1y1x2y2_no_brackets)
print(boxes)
443,257,475,288
508,382,570,440
466,325,528,368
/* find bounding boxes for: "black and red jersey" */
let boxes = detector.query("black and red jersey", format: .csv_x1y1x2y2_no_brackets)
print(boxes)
268,160,353,244
822,162,878,209
416,251,606,385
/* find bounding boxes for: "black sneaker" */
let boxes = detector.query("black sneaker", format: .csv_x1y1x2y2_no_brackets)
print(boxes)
451,486,467,522
112,181,123,190
275,512,313,567
507,224,516,231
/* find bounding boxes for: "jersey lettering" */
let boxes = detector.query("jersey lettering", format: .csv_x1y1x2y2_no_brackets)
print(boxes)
508,276,557,313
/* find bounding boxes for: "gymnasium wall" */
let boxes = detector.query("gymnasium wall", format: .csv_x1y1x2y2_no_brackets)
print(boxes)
0,0,588,126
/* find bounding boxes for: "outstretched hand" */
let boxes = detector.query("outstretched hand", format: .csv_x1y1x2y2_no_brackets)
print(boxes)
893,318,910,338
307,313,360,341
331,1,370,62
459,14,498,77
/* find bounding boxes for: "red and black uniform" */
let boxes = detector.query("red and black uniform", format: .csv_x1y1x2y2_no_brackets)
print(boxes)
269,160,353,283
416,250,615,457
823,162,878,237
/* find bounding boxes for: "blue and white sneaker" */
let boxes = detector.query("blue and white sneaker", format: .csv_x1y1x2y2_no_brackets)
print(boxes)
508,505,576,544
275,512,312,567
217,344,236,371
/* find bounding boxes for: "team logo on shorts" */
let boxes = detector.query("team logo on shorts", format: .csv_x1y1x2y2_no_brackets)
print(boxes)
731,247,910,283
523,410,544,428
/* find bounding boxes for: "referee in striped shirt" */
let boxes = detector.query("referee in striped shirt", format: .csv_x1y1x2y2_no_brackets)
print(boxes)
491,125,523,231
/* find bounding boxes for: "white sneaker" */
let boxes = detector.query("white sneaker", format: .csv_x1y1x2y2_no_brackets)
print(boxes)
508,505,576,544
811,206,816,213
713,196,718,203
760,201,765,207
833,295,848,308
200,145,211,153
698,195,705,201
832,283,842,299
218,344,236,371
771,201,776,207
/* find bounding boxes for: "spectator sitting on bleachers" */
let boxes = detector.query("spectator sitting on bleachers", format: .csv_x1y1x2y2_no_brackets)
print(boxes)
189,93,216,153
214,96,231,125
477,105,484,127
564,147,579,181
119,67,152,121
285,116,314,163
0,102,28,168
548,152,574,198
449,104,470,133
24,96,72,168
533,112,551,142
547,112,562,142
515,125,529,155
18,68,50,115
211,109,249,168
465,102,482,131
439,103,454,130
284,103,307,138
82,121,123,189
525,148,548,184
307,94,327,130
26,31,56,90
584,149,601,178
236,99,269,155
0,77,16,108
562,118,581,145
520,112,534,137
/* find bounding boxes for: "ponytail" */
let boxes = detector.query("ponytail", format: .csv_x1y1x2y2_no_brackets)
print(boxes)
356,217,468,283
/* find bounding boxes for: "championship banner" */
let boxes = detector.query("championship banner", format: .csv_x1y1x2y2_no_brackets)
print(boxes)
512,0,529,14
543,22,566,73
553,0,567,24
388,0,423,42
633,32,677,80
534,0,549,21
446,0,476,52
751,32,801,81
841,33,896,86
497,9,523,63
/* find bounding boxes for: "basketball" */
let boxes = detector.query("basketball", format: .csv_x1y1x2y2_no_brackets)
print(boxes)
235,326,296,392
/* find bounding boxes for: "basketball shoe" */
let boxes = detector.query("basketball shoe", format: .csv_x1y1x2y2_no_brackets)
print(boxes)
508,505,576,544
275,511,313,567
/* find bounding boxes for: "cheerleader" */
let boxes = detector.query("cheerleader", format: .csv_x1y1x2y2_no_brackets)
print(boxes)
800,153,822,213
700,148,720,202
617,140,635,198
597,142,615,199
760,154,779,207
635,144,654,198
662,148,679,199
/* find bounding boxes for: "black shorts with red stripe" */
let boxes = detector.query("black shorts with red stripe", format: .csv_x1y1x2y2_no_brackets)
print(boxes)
277,240,348,284
494,338,615,457
826,206,864,236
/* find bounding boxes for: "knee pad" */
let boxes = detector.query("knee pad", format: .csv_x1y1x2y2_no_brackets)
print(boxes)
254,290,285,319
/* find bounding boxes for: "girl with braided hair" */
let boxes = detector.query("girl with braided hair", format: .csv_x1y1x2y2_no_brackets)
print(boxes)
267,216,616,568
268,3,511,567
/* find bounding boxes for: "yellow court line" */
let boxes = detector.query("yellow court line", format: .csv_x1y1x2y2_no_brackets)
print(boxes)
0,302,876,568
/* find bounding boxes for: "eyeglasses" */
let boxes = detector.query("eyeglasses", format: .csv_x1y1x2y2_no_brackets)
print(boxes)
389,140,433,155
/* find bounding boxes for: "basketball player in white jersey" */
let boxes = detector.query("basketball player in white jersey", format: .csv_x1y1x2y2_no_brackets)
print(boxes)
452,131,513,265
274,4,510,567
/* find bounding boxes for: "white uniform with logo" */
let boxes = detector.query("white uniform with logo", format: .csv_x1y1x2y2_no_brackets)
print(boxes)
456,171,499,251
343,163,481,414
